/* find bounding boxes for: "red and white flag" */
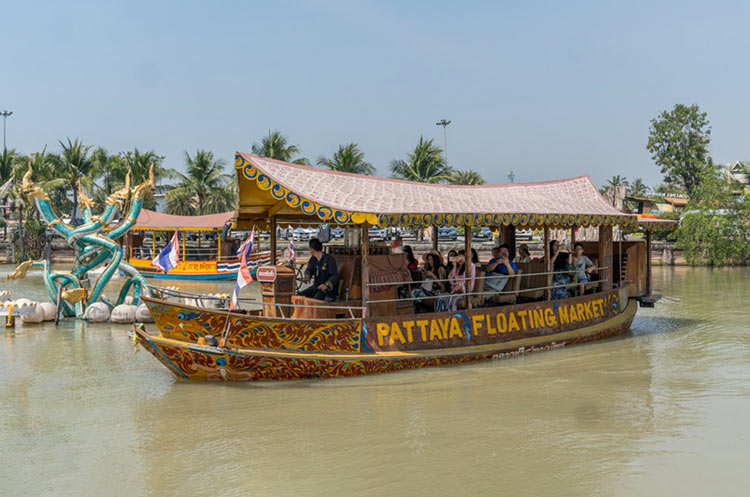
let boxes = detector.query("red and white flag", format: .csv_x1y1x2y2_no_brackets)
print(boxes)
230,228,255,309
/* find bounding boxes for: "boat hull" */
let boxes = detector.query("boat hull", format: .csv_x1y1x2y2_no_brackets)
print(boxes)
134,294,637,381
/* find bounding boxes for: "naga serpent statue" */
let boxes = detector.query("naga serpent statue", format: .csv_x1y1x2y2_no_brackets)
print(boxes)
6,162,155,318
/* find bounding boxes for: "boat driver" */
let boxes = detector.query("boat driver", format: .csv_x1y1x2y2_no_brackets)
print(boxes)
299,238,339,302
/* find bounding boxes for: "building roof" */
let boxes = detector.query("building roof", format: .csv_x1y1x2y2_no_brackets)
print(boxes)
132,209,233,231
663,196,689,206
234,153,636,229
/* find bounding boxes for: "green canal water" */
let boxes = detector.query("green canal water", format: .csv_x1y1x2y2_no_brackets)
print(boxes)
1,266,748,496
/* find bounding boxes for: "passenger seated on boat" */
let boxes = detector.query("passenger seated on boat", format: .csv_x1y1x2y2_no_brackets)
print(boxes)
550,240,571,300
485,244,517,292
515,244,532,263
412,253,446,311
443,249,458,277
438,252,475,311
298,238,338,302
569,242,595,296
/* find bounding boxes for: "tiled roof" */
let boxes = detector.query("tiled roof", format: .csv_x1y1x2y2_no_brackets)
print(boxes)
239,153,630,218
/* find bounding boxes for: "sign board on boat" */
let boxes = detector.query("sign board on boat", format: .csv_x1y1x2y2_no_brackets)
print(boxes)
256,266,277,282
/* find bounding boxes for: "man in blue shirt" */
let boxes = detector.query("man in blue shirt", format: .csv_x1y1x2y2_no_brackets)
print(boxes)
485,244,517,292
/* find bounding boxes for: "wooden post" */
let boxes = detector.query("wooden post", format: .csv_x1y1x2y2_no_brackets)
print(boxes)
361,222,369,318
432,226,438,252
570,227,576,246
598,225,613,291
464,224,472,309
151,231,156,258
270,216,277,264
217,228,221,262
646,230,652,296
544,225,551,300
500,225,516,259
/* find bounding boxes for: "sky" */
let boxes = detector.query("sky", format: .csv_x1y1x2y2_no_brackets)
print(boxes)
3,0,750,189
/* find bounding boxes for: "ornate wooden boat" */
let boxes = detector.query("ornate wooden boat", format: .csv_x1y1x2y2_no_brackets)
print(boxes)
124,209,269,280
133,153,676,381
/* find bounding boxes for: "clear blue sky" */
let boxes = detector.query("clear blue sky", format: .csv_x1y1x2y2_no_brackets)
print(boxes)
3,0,749,188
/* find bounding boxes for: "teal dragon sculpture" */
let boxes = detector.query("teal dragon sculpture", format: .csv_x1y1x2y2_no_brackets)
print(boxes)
7,162,155,318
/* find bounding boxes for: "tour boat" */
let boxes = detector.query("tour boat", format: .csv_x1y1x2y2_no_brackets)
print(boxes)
125,209,269,280
132,153,676,381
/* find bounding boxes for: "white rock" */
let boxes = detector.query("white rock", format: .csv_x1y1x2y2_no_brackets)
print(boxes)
85,302,111,322
110,304,137,324
39,302,57,321
135,303,154,323
22,303,45,324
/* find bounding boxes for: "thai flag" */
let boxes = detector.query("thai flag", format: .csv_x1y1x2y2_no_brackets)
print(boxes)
230,228,255,309
152,231,180,273
288,239,295,262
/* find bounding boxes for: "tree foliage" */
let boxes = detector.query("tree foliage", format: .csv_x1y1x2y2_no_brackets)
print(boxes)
252,130,309,165
317,143,375,175
675,166,750,265
449,170,486,185
390,137,452,183
647,104,711,199
165,150,235,216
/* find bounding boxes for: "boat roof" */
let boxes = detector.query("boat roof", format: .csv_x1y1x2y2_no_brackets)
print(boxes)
132,209,233,231
234,152,637,230
636,216,679,232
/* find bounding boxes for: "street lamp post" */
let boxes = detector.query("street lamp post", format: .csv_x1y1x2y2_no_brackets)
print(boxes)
1,110,13,150
435,119,451,163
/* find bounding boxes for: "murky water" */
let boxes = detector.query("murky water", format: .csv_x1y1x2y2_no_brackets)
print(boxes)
1,266,748,496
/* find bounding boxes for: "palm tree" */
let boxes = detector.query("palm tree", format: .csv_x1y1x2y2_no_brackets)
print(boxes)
627,178,648,197
390,137,452,183
120,148,174,210
317,143,375,175
252,130,309,165
165,150,235,216
48,138,93,220
450,170,486,185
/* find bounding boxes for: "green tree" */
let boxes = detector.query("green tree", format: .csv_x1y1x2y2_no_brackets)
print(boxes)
449,170,486,185
48,138,94,220
627,178,648,197
252,130,309,165
120,149,174,210
165,150,235,216
317,143,375,175
647,104,711,199
675,166,750,265
390,137,452,183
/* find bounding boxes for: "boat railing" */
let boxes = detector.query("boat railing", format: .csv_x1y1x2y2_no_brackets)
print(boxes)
364,266,610,304
149,285,364,319
365,266,610,287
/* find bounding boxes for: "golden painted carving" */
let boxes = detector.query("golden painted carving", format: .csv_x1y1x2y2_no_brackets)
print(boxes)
132,164,155,201
6,260,33,281
61,288,88,303
78,180,95,212
21,162,49,202
106,170,131,205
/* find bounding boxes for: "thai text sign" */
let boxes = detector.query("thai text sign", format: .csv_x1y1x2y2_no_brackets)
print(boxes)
256,266,277,283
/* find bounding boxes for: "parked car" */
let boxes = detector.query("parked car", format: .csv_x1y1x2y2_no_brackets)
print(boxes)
292,227,310,241
438,226,457,241
474,226,493,240
368,227,387,240
516,229,533,241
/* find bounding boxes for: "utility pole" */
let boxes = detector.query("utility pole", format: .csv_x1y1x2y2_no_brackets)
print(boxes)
1,110,13,150
435,119,451,163
507,170,515,184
